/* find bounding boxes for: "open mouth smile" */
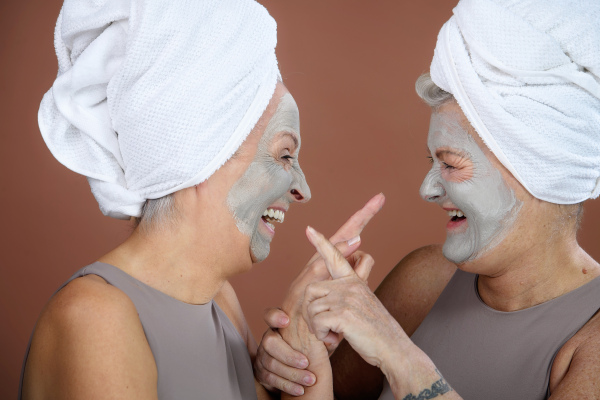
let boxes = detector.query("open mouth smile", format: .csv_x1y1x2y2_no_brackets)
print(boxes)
446,208,467,231
260,208,285,235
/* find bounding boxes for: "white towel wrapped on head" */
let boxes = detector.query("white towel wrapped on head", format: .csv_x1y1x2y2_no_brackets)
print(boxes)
430,0,600,204
39,0,280,219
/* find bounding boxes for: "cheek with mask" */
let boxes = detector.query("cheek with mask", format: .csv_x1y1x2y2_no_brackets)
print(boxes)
226,93,310,262
419,110,521,264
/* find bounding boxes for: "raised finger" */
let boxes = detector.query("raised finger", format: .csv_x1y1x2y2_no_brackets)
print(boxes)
329,193,385,243
306,226,355,279
306,193,384,264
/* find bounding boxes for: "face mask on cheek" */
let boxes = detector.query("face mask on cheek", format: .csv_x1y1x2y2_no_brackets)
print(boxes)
226,93,308,263
423,111,522,264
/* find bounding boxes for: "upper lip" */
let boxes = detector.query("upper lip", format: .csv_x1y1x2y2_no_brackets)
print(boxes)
265,206,288,213
264,203,289,213
443,207,460,211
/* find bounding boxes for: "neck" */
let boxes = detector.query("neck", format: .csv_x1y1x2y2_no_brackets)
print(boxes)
99,221,251,305
469,234,599,312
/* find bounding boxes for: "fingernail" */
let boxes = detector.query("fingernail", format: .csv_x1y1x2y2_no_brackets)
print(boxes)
347,236,361,246
279,316,289,325
298,358,309,368
294,387,305,396
303,375,315,385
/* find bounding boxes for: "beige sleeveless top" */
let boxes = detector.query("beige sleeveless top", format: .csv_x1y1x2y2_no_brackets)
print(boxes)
379,269,600,400
19,262,257,400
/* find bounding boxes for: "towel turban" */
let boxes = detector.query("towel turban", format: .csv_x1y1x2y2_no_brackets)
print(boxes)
430,0,600,204
39,0,280,219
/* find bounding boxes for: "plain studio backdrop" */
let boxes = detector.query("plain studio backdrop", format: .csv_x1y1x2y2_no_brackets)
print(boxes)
1,1,599,397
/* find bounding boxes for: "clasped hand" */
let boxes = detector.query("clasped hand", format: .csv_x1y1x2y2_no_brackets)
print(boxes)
254,194,409,395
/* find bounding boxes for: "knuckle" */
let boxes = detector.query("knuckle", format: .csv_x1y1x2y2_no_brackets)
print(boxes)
265,373,278,388
262,333,275,347
264,355,277,371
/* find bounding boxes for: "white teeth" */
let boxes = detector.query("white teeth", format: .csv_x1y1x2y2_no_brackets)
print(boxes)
264,220,275,230
262,208,285,223
447,209,465,218
457,211,464,218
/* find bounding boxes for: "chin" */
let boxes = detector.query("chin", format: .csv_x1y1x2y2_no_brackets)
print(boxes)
249,245,270,264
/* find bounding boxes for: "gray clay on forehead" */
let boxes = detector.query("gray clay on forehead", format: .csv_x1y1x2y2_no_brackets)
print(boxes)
226,93,307,263
422,109,521,264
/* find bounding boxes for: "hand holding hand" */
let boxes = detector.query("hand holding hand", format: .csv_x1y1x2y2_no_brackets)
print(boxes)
304,226,409,369
254,194,384,396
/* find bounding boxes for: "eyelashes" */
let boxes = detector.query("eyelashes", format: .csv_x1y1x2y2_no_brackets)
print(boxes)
426,156,455,170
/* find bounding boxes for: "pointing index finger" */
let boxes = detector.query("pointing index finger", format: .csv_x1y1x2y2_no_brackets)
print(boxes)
306,226,355,279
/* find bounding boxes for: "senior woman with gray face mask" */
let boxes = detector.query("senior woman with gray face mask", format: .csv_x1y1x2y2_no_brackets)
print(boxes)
254,0,600,399
18,1,387,399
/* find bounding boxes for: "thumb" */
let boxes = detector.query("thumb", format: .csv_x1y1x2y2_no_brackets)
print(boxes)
306,226,355,279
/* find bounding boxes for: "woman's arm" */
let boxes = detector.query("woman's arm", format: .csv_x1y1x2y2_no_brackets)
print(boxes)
256,245,456,399
331,245,456,399
303,228,462,399
254,194,385,396
547,310,600,398
22,275,158,400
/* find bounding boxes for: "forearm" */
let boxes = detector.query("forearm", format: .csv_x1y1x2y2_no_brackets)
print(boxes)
331,340,384,400
382,343,461,400
280,353,333,400
279,297,334,399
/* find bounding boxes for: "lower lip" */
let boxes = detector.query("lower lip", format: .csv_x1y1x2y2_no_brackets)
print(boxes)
260,217,275,237
446,217,467,231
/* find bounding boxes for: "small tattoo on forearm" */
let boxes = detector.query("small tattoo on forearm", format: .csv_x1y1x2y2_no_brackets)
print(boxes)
402,370,452,400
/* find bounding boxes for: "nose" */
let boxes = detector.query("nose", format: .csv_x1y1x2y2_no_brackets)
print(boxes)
419,169,445,202
289,165,311,203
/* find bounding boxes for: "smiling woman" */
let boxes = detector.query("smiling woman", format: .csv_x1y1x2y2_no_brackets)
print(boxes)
253,1,600,399
420,99,521,264
18,1,312,399
227,93,310,263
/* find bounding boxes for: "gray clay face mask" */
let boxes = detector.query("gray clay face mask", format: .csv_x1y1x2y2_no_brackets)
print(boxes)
226,93,310,263
419,108,521,264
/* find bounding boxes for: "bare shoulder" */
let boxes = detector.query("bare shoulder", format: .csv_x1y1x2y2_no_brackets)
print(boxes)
375,244,456,336
214,281,255,352
22,274,157,400
549,309,600,397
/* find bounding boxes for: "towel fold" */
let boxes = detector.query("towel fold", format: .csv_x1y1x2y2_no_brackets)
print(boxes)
39,0,280,218
431,0,600,204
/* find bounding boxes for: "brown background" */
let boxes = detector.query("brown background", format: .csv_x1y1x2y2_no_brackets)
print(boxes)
1,1,599,397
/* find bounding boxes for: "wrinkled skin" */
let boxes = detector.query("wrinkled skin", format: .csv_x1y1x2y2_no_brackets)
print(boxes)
227,93,311,262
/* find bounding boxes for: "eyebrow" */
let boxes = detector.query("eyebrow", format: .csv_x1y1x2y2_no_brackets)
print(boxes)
435,149,468,159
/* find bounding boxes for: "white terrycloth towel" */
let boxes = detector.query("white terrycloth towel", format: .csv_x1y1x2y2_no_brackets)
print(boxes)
430,0,600,204
39,0,280,219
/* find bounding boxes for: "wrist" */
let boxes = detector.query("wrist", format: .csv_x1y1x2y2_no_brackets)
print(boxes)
381,341,441,395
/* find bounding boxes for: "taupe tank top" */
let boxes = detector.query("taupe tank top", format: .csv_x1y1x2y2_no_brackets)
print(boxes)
379,269,600,400
19,262,257,400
